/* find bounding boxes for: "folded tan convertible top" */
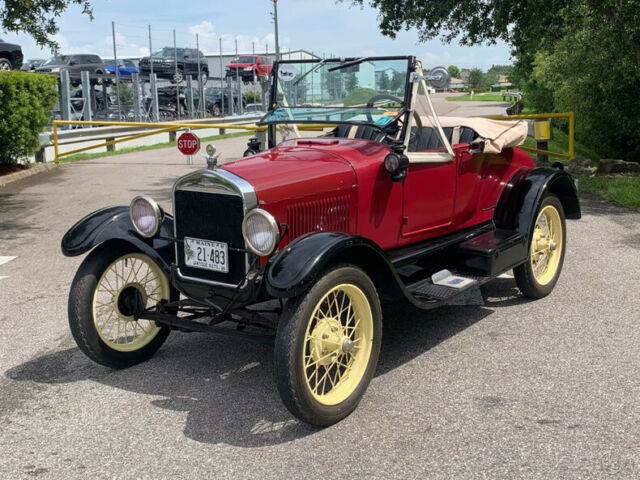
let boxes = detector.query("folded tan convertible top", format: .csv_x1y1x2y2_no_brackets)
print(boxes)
422,116,529,154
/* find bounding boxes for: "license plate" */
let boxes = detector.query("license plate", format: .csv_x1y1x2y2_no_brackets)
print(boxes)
184,237,228,273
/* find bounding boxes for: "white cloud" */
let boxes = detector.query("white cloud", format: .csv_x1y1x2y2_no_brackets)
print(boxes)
186,21,287,55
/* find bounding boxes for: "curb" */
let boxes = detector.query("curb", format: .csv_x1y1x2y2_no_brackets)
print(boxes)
0,163,58,188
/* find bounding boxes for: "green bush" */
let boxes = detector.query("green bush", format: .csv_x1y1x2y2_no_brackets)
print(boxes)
0,71,58,165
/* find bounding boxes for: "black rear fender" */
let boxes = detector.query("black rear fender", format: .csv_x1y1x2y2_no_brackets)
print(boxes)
61,205,175,275
266,232,405,300
494,167,581,238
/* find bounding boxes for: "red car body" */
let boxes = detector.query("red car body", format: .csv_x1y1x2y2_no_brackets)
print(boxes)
225,55,272,81
223,138,535,251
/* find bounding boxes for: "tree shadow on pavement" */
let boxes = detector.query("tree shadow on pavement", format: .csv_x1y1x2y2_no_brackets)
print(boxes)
5,279,524,448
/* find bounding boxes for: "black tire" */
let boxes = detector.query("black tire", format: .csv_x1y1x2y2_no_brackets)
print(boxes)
0,57,12,71
274,265,382,426
514,194,566,299
211,103,221,117
68,243,173,369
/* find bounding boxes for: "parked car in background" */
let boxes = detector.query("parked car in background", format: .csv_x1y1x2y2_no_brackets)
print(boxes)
105,59,138,76
0,38,24,70
201,86,245,115
138,47,209,84
35,54,106,84
243,102,266,115
226,55,272,82
20,59,45,71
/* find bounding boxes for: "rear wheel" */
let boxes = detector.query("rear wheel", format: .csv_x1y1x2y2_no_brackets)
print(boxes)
0,58,11,70
274,265,382,426
514,194,566,298
68,243,173,369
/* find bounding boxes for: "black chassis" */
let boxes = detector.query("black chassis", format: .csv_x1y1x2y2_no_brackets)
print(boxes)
62,166,580,337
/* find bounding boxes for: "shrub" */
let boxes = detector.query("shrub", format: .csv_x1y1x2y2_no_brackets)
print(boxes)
244,90,261,104
0,71,58,165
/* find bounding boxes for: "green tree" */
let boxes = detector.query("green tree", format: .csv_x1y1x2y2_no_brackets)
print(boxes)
345,71,358,92
1,1,93,50
467,68,484,89
377,71,390,92
447,65,461,78
390,70,405,93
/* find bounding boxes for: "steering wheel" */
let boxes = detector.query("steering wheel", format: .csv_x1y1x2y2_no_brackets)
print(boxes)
365,94,422,141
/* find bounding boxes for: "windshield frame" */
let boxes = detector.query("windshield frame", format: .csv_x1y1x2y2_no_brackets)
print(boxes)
262,55,415,130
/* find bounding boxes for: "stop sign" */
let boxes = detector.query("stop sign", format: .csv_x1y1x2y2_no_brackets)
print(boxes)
177,132,200,155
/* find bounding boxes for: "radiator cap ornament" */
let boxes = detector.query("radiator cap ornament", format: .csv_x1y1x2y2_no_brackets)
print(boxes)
203,144,220,169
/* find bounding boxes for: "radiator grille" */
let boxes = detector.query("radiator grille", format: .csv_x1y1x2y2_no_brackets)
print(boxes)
286,194,351,240
175,189,246,285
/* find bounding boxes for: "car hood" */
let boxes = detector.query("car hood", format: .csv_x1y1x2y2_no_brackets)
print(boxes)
220,138,390,205
227,63,253,69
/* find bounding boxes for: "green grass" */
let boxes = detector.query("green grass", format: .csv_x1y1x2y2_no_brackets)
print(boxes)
343,88,379,106
578,175,640,209
445,93,510,102
60,131,253,163
523,126,600,164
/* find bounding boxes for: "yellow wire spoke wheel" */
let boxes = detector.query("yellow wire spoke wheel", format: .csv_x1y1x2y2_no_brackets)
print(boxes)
274,265,382,426
92,253,170,352
514,195,567,299
530,205,563,286
302,284,374,406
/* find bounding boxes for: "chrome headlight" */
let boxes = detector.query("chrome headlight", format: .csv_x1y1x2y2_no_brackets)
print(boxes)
130,195,162,238
242,208,279,256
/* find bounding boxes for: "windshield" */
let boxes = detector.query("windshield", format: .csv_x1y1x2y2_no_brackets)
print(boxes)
152,48,179,57
234,56,255,63
262,57,411,127
43,55,68,66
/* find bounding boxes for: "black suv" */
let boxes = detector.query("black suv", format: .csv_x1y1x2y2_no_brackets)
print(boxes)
138,47,209,83
0,38,23,70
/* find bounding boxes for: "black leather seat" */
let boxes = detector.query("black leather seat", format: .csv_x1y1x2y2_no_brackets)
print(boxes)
333,124,384,141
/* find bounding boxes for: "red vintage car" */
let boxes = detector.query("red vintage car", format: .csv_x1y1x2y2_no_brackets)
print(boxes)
62,56,580,426
225,54,272,82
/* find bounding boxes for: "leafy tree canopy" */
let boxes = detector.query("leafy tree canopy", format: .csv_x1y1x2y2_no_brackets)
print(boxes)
447,65,460,78
1,0,93,50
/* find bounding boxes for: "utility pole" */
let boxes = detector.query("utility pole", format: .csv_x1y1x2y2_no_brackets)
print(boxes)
273,0,280,61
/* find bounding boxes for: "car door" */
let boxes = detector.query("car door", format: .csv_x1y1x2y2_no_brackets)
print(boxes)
401,124,457,237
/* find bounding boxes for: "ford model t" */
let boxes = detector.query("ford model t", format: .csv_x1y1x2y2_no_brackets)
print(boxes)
62,56,580,426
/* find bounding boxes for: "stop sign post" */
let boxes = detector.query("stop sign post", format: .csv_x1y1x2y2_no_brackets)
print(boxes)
177,131,200,163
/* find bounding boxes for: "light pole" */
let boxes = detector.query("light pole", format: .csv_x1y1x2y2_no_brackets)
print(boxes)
272,0,280,61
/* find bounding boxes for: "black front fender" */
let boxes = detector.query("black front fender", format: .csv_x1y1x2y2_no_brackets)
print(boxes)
494,167,581,237
266,232,406,300
61,205,175,274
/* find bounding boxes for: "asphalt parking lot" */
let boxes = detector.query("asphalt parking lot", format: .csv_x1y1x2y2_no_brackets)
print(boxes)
1,114,639,479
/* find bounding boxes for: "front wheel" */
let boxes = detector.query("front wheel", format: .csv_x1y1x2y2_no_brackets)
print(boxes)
68,243,173,369
274,265,382,426
514,194,566,298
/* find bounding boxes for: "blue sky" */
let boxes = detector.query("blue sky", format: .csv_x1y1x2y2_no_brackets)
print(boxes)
2,0,511,69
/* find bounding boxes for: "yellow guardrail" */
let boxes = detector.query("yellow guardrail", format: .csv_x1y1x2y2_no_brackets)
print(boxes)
52,119,267,164
52,113,575,164
486,112,575,159
50,119,340,163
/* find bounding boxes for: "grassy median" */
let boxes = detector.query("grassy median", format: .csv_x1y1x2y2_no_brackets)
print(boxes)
446,93,509,102
578,175,640,209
